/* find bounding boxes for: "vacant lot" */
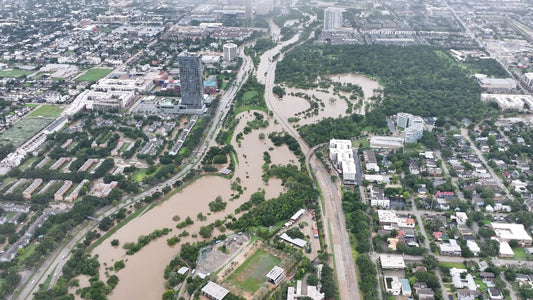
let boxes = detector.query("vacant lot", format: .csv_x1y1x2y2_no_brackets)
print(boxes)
0,69,33,78
76,68,113,82
27,105,63,118
0,117,53,147
226,248,280,292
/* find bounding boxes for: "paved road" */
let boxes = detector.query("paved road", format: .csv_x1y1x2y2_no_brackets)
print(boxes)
259,23,360,299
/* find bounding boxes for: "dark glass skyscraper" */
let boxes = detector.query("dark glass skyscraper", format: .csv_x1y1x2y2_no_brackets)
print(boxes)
178,52,204,109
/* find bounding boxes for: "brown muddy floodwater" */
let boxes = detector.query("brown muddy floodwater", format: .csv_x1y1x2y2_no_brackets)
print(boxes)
271,74,382,126
89,112,298,300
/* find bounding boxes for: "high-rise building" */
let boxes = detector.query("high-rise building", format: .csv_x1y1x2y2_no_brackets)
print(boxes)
256,0,274,15
178,52,204,110
245,0,253,19
324,7,343,31
223,43,238,62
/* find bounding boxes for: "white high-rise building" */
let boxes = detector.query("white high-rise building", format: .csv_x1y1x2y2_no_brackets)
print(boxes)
324,7,343,31
223,43,238,62
256,0,274,15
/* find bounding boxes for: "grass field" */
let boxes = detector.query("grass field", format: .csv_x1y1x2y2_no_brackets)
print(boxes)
513,248,528,259
0,117,54,147
439,262,466,269
242,91,258,101
226,248,281,292
76,68,113,82
27,105,63,118
0,69,33,78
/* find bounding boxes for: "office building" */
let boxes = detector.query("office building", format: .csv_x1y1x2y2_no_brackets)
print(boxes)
245,0,253,19
396,112,424,144
256,0,274,15
178,52,206,111
223,43,238,62
324,7,343,31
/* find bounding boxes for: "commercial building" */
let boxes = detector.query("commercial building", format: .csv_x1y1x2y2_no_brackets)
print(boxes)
178,52,206,112
329,139,356,184
405,124,424,143
370,136,404,149
478,77,517,90
498,241,514,257
266,266,285,285
223,43,238,62
439,239,462,256
324,7,343,31
379,254,405,269
370,186,390,208
287,280,324,300
363,150,379,172
280,233,307,248
255,0,274,15
79,90,136,112
491,223,533,246
384,276,402,295
396,113,424,143
201,281,229,300
481,94,533,111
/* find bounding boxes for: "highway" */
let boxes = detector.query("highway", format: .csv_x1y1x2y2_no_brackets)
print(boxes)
15,46,253,300
258,21,360,300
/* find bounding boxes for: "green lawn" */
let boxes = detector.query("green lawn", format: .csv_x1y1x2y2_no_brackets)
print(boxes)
242,91,258,101
132,167,160,182
354,138,369,148
18,157,38,171
120,142,131,152
513,248,528,259
25,103,40,108
226,248,281,292
17,243,37,266
75,68,113,82
475,278,487,291
27,105,63,118
439,262,466,269
0,69,33,78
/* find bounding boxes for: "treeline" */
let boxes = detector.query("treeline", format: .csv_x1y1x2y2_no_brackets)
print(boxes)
276,44,492,121
298,113,387,147
123,228,171,255
268,132,302,156
226,165,318,234
356,254,378,300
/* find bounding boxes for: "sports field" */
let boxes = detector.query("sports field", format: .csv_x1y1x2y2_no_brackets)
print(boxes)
76,68,113,82
27,105,63,118
226,248,281,292
0,69,33,78
0,117,53,147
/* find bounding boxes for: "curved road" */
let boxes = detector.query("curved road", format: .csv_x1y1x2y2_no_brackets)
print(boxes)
258,22,360,300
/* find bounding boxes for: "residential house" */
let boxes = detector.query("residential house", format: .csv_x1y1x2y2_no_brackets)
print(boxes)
488,288,503,300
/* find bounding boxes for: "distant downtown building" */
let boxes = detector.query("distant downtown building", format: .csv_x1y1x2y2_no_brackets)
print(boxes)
324,7,343,31
223,43,238,62
178,52,206,112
